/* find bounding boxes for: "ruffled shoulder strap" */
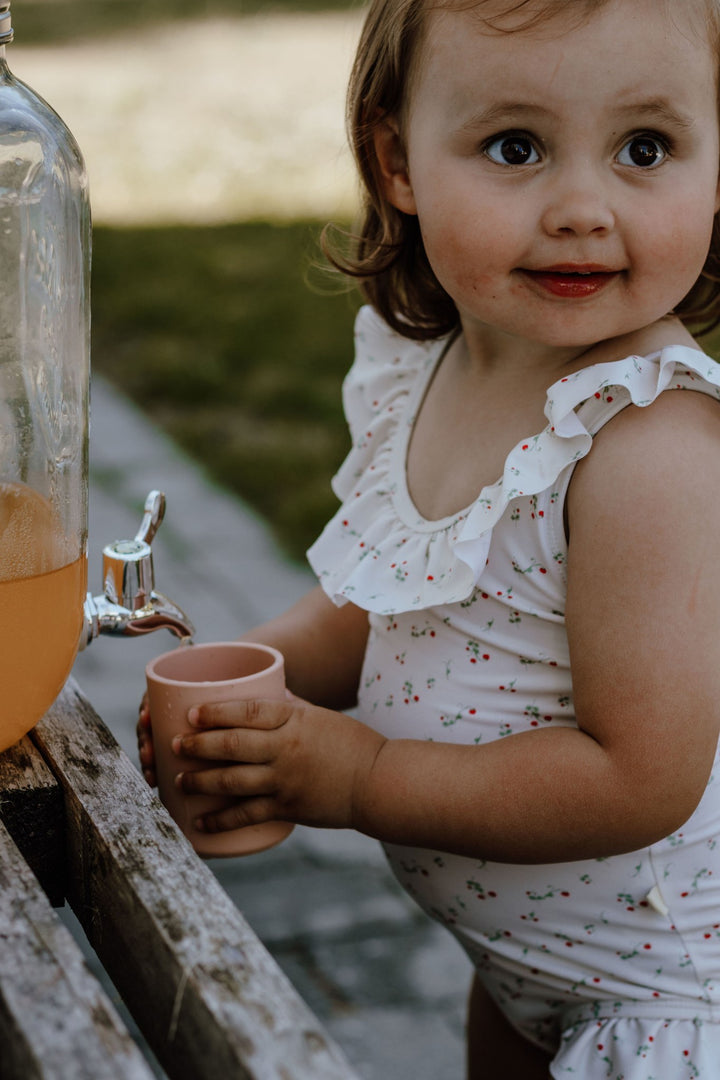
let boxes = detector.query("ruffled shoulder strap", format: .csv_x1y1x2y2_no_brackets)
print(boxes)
332,306,450,502
453,346,720,576
547,344,720,439
309,340,720,615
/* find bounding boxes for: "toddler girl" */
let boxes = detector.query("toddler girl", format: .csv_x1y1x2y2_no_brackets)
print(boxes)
139,0,720,1075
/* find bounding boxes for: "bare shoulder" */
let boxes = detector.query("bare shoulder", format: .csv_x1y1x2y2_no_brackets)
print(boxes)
567,386,720,600
570,386,720,516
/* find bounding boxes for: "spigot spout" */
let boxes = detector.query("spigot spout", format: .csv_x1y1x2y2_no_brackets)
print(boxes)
82,590,195,647
81,490,195,648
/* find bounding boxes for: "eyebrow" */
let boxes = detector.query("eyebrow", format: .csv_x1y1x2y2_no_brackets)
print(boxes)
458,102,553,132
457,97,697,133
611,98,697,132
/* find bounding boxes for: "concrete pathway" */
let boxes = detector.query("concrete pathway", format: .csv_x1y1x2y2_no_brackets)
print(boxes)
71,376,471,1080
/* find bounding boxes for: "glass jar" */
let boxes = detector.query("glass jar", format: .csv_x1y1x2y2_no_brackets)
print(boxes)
0,2,91,752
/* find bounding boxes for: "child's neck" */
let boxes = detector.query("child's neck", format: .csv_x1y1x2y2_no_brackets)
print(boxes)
460,314,698,382
460,321,576,380
576,316,701,368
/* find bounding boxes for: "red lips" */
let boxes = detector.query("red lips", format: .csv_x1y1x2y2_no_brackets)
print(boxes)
521,265,619,298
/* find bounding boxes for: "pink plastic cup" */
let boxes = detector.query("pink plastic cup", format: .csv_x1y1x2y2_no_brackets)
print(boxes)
145,641,294,858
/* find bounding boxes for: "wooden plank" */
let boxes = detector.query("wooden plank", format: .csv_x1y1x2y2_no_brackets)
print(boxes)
0,735,66,906
0,818,155,1080
34,678,360,1080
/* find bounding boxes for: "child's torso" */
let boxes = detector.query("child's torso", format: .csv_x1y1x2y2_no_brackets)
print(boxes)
307,307,720,1017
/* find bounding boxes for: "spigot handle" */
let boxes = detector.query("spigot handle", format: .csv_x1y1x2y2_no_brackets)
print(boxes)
135,489,166,546
102,490,167,611
82,489,195,648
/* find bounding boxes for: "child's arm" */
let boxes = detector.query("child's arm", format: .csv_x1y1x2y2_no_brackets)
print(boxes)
235,585,370,711
138,586,369,784
174,391,720,863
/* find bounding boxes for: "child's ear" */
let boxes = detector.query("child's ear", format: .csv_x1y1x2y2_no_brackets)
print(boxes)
373,117,417,215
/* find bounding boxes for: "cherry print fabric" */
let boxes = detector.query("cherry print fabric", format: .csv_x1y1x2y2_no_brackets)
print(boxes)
307,307,720,1076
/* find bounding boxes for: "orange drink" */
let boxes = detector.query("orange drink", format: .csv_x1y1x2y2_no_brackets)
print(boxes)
0,482,86,752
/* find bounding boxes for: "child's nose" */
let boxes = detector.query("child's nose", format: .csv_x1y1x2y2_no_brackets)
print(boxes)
541,170,615,237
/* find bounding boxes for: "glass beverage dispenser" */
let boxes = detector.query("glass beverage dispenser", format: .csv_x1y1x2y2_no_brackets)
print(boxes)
0,5,193,753
0,3,90,753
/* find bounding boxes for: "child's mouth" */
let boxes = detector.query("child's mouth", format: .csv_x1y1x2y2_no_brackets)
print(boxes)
521,266,619,298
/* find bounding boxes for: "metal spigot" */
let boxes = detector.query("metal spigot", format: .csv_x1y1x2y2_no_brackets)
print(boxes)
81,490,195,648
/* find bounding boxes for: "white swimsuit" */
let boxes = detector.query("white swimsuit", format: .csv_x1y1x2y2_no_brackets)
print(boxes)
308,306,720,1078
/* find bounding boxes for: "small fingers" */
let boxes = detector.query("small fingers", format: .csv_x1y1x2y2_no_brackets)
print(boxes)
194,796,280,835
173,725,274,764
176,764,281,834
137,695,156,787
175,762,274,798
137,695,151,728
188,697,296,732
139,755,156,785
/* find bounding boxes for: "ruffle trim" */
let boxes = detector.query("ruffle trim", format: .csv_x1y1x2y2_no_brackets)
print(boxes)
308,332,720,615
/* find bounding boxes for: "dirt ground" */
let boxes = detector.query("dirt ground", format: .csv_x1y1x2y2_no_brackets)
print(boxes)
9,11,363,224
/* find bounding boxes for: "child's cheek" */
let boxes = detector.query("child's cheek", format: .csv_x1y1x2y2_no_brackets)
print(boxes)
424,232,496,303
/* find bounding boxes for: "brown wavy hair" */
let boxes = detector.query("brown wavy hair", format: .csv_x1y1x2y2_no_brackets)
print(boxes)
324,0,720,341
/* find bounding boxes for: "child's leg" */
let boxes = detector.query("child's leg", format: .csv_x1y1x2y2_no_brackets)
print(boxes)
466,974,553,1080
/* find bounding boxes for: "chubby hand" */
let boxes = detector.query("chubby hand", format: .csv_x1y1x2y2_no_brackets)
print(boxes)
137,692,157,787
172,696,387,835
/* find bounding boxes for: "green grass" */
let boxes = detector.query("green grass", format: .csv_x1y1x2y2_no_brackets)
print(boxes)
91,222,360,563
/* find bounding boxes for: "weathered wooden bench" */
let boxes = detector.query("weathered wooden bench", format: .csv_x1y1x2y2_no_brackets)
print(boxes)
0,677,360,1079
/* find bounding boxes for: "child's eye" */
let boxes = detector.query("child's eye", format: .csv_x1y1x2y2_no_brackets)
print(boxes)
484,133,540,166
616,135,667,168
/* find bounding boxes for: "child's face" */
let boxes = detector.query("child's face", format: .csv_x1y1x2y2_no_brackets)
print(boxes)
380,0,720,353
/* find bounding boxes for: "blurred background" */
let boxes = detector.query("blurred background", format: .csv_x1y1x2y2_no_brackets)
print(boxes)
13,0,365,564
